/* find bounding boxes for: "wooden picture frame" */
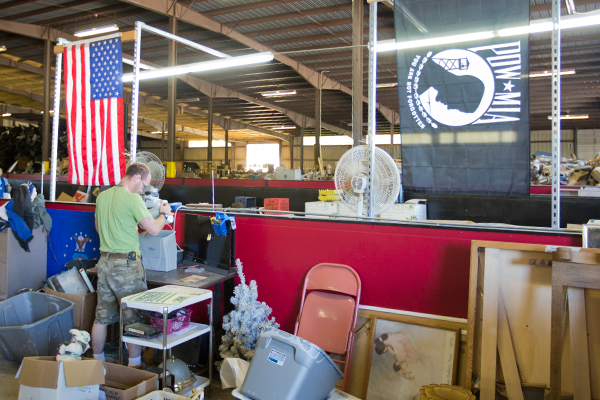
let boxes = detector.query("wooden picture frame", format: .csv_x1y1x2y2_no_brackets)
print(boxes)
363,315,460,400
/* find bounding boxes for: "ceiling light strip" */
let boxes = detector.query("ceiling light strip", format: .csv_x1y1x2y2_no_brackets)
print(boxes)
262,90,297,97
377,13,600,53
74,24,119,38
122,52,274,82
547,114,588,120
529,70,575,77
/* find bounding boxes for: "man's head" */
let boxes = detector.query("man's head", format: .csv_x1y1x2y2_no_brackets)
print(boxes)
123,162,151,194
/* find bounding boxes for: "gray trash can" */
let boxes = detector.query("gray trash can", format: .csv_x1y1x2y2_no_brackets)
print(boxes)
241,328,343,400
0,292,75,361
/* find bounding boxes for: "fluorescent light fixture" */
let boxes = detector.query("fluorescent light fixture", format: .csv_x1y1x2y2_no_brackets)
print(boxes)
40,110,54,114
272,125,296,130
1,113,11,117
0,45,6,52
262,90,297,97
378,13,600,53
122,58,156,70
547,114,589,120
378,31,495,52
376,82,399,88
151,131,162,133
74,24,119,38
529,70,576,78
122,52,274,82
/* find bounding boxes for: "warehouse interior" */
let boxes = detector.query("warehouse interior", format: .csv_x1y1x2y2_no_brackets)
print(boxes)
0,0,599,400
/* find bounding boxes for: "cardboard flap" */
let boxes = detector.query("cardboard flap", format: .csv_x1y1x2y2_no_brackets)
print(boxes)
18,357,60,389
63,359,105,387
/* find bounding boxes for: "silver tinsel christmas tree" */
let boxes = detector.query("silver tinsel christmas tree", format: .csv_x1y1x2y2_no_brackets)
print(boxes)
219,258,279,363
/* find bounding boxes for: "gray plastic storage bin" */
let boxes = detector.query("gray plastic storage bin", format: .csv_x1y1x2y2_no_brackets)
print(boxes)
0,292,75,361
241,328,343,400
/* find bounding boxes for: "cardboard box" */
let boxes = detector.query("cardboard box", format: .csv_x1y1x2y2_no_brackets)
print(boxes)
45,288,97,334
16,356,104,400
101,362,159,400
305,201,338,216
380,201,427,221
179,172,196,178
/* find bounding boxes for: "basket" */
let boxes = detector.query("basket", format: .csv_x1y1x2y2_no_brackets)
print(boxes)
211,212,235,235
264,198,289,215
234,196,256,208
419,384,475,400
149,309,192,335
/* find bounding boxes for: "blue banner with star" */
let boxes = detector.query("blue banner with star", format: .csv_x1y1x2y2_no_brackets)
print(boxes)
46,209,100,277
395,0,530,195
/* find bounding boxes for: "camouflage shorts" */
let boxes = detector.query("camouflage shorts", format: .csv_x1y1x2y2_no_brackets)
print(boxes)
94,256,148,326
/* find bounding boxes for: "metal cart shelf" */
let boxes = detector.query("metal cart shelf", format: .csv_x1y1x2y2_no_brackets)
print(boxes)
120,285,213,390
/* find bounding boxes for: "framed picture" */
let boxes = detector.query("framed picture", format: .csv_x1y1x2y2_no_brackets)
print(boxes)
364,316,460,400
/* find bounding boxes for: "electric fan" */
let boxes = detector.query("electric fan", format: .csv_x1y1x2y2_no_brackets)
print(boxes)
334,145,400,217
136,151,166,193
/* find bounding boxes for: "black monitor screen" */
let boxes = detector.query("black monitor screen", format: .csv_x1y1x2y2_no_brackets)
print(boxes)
184,214,234,275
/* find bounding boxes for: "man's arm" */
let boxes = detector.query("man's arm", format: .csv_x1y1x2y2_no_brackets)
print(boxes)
139,214,167,236
95,217,98,233
139,201,172,236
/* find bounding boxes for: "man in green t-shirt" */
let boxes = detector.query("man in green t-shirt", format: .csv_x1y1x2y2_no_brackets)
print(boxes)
91,162,172,367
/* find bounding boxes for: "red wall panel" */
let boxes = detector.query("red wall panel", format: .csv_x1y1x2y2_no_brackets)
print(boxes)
232,217,580,332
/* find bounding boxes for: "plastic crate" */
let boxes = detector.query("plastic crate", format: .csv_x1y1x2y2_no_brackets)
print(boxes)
234,196,256,208
264,198,289,215
0,292,74,361
149,309,192,334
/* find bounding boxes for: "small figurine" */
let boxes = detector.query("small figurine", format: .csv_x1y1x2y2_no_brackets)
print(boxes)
56,329,91,361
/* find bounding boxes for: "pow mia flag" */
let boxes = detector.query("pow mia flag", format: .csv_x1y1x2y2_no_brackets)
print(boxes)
396,0,530,195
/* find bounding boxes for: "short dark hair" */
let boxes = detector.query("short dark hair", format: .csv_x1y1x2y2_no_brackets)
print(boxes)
125,162,150,179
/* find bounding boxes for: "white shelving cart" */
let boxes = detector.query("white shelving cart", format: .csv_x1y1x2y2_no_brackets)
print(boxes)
119,285,213,390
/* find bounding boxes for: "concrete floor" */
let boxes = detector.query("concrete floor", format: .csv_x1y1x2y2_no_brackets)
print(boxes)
0,351,236,400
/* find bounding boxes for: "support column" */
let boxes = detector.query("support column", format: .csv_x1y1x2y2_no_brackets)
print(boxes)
300,127,305,172
166,13,178,178
314,86,322,170
180,139,185,161
224,124,229,167
207,96,213,162
290,136,294,169
161,123,165,160
390,115,395,158
352,0,364,147
42,39,51,173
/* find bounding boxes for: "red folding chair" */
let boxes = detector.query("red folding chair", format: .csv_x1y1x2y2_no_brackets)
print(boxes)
294,263,361,392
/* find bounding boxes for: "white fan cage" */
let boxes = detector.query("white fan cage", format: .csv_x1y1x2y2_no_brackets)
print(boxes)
136,151,166,192
334,145,400,216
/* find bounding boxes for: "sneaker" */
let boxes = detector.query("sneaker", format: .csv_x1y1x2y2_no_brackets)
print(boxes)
128,362,146,370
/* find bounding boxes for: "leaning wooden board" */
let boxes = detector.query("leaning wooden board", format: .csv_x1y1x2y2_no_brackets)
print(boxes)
465,241,600,398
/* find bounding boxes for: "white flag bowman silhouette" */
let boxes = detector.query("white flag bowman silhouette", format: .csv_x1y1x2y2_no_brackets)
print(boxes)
396,0,530,195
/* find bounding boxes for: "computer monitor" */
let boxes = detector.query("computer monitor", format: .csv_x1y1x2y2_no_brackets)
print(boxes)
183,214,234,275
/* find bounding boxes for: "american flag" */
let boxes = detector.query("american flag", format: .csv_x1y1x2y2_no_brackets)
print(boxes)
64,37,126,186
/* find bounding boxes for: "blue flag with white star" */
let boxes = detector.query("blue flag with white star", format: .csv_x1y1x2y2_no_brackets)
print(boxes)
90,38,123,100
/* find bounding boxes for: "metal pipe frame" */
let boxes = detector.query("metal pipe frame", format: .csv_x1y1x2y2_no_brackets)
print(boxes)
366,1,378,217
551,0,561,229
50,38,64,201
129,21,143,162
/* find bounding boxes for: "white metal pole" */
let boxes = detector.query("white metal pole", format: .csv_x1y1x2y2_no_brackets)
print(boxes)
366,1,378,218
50,38,64,201
129,22,142,162
551,0,561,228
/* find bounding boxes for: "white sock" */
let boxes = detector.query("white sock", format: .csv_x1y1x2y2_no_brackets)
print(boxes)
128,356,142,366
93,352,106,361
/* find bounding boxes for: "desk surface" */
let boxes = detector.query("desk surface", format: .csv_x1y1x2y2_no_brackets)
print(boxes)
87,267,237,288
